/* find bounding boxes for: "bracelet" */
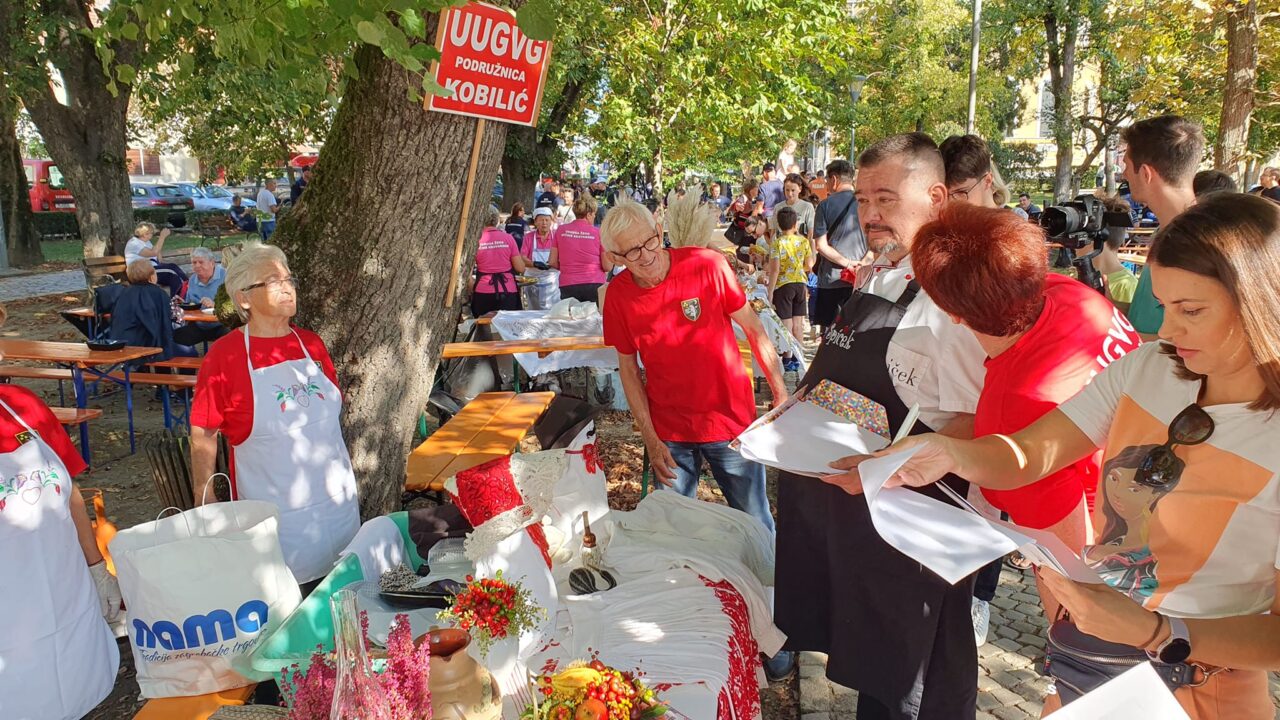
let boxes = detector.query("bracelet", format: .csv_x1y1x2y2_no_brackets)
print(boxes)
1139,612,1165,650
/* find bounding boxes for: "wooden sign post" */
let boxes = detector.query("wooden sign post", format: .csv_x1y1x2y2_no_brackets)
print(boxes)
428,1,552,308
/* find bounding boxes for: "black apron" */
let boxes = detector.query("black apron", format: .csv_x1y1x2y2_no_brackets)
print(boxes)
775,281,978,719
474,270,521,312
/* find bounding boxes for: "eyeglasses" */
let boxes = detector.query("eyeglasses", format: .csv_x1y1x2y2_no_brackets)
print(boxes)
244,276,298,292
1135,403,1214,488
615,233,662,262
947,176,986,202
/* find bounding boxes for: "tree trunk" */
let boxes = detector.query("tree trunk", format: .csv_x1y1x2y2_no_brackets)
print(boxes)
501,123,539,213
1214,0,1257,178
652,143,665,197
1045,10,1078,202
16,10,136,258
500,141,538,213
274,41,511,519
0,102,42,267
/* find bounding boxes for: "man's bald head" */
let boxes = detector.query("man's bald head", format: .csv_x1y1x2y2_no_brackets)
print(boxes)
857,132,945,186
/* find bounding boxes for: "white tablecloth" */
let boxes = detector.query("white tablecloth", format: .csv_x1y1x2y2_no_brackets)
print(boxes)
490,310,619,375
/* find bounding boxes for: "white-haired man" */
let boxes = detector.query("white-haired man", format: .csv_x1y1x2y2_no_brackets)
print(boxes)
601,198,787,536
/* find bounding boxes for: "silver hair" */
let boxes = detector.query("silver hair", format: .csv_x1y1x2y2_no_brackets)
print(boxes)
223,242,290,321
599,196,657,253
483,205,501,228
190,246,216,262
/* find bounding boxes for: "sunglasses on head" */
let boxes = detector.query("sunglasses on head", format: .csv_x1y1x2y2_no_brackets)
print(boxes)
1135,403,1214,488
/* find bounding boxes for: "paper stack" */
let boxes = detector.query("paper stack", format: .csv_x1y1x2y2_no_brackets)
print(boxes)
857,448,1104,585
732,380,892,477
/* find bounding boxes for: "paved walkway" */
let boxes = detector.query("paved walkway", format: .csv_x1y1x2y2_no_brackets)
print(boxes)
0,259,200,303
0,268,89,301
796,564,1280,719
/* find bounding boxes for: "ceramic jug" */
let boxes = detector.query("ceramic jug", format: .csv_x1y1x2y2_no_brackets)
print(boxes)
425,628,502,720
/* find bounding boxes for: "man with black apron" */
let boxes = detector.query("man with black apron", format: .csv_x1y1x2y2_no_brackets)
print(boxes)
775,133,988,719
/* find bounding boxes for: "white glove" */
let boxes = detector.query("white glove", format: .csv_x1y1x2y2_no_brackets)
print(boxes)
88,561,123,623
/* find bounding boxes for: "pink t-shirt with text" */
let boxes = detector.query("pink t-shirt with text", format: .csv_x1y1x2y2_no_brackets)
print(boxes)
474,227,519,293
550,219,606,286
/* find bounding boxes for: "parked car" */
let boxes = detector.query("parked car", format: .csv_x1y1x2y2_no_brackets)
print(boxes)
131,183,196,212
173,182,257,211
23,158,75,212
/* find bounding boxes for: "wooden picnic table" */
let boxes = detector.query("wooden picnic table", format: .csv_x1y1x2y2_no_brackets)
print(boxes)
0,339,161,453
1118,253,1148,266
441,335,609,359
406,391,555,492
63,305,217,324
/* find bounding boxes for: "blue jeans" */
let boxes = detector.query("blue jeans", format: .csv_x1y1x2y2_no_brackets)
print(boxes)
260,219,276,241
664,440,775,534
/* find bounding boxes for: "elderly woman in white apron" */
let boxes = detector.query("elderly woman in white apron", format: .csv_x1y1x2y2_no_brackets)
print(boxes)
190,242,359,590
0,304,120,719
521,206,561,309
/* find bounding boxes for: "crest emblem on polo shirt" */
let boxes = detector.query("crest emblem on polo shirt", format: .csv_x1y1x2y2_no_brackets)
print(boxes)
680,298,701,322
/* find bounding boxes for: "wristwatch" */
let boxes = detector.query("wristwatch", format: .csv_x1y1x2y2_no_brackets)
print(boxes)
1154,615,1192,664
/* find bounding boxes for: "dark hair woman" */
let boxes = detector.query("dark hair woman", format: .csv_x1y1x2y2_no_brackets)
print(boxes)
831,193,1280,718
769,172,816,240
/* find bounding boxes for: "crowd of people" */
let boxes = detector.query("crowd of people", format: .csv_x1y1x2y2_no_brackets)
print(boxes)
477,115,1280,720
7,104,1280,720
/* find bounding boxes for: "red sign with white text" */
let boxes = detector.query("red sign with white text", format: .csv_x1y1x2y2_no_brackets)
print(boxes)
427,2,552,127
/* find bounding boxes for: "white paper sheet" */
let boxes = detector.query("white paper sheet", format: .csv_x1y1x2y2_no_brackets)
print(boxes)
857,447,1104,585
733,394,889,477
1048,663,1190,719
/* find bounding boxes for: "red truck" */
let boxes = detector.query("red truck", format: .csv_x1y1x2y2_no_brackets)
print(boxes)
23,158,76,212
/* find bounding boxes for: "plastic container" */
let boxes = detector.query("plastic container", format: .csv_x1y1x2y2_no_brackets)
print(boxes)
247,511,427,678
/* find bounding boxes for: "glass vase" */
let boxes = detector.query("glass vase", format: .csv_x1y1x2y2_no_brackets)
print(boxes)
329,588,392,720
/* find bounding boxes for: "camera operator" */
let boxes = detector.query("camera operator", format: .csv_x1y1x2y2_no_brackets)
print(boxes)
1072,195,1139,312
1117,116,1205,339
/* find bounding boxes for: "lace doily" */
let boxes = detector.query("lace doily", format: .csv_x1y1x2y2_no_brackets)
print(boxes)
450,450,567,564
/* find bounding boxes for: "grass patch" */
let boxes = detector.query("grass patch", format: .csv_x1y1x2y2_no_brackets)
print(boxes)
38,234,242,264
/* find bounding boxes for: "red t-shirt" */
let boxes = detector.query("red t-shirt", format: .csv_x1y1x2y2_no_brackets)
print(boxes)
976,274,1141,528
191,327,339,447
550,219,606,286
474,228,520,293
0,385,87,477
603,247,754,443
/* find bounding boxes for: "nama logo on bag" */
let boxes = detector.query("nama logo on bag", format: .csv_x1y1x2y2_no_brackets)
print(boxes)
132,599,270,661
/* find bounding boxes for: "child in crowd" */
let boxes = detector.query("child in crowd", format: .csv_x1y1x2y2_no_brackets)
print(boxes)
766,206,814,372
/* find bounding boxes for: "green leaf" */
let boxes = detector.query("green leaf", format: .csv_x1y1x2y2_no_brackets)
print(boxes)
121,22,139,41
355,20,384,46
516,0,557,42
116,63,136,84
400,8,426,39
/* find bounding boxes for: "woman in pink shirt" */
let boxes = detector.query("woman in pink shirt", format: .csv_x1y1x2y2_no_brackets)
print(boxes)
471,206,527,317
550,194,613,302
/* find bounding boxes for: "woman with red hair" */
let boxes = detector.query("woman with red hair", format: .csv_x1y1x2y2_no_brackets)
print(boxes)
910,203,1141,612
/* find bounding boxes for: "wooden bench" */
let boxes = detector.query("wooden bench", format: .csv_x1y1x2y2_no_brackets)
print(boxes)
405,391,555,493
52,406,102,425
194,213,247,246
109,371,198,429
0,366,75,405
53,407,103,463
132,684,258,720
147,356,204,371
84,255,128,284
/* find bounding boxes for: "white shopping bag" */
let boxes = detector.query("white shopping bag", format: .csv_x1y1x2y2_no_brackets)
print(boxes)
110,500,303,697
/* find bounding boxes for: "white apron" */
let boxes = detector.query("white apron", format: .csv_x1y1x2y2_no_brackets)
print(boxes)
522,232,561,310
232,329,360,583
0,398,118,720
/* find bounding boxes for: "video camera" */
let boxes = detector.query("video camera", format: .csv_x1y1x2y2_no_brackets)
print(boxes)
1039,194,1133,293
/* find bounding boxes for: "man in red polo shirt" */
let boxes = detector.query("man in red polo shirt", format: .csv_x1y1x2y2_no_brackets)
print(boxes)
601,198,786,533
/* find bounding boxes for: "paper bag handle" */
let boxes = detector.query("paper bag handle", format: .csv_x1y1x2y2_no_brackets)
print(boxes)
155,506,194,537
195,472,253,534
